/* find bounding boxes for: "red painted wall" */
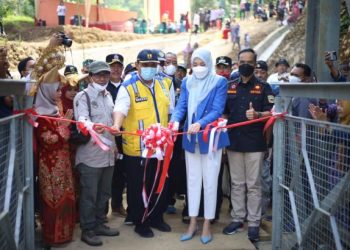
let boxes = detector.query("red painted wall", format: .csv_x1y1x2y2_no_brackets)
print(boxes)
38,0,137,29
160,0,174,22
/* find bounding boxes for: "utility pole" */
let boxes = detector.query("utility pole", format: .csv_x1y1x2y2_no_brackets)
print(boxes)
97,0,100,22
305,0,340,82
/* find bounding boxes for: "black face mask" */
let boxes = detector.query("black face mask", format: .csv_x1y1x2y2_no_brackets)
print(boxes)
239,64,255,77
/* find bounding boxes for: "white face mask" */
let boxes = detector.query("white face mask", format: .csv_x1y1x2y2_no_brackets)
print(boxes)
93,83,108,92
289,75,301,83
164,65,177,76
124,74,132,81
192,66,209,79
157,65,163,74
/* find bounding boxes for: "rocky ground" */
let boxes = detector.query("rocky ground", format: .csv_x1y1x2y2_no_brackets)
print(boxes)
2,25,148,72
227,18,279,62
267,3,350,75
2,18,278,76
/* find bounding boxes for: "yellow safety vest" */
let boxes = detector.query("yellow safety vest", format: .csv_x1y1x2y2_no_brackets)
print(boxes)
122,78,170,156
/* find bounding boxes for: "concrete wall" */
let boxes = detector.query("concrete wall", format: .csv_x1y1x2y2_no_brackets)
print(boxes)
144,0,161,26
160,0,174,21
145,0,191,25
174,0,191,23
37,0,137,27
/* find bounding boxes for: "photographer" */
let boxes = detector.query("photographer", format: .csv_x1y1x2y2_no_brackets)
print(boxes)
325,51,347,82
31,33,75,247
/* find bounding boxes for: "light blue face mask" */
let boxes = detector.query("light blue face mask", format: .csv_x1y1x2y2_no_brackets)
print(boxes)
140,67,157,81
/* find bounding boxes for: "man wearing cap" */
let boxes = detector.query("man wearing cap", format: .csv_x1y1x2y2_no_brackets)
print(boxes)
154,50,176,115
82,59,94,74
106,54,124,101
105,53,128,218
64,64,78,76
254,60,273,219
213,56,234,222
64,64,85,87
79,59,94,91
162,51,182,214
267,58,290,95
174,64,187,102
74,61,119,246
216,56,233,80
112,49,172,238
254,60,269,82
123,62,137,81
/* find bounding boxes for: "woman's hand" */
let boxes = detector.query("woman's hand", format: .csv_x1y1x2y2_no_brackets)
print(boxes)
59,109,73,127
309,104,327,121
48,33,63,48
188,122,201,134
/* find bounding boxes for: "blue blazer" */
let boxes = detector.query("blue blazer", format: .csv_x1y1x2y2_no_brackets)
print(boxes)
170,76,230,154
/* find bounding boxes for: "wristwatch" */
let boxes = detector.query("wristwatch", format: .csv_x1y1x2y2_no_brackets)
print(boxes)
257,112,262,118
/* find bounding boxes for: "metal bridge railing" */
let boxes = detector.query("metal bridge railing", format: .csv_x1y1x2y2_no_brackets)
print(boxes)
272,83,350,250
0,80,34,250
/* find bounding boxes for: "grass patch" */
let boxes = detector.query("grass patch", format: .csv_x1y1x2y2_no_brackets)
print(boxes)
3,15,34,26
4,15,34,31
3,15,34,40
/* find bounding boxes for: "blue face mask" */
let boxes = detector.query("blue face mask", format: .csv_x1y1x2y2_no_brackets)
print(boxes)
140,67,157,81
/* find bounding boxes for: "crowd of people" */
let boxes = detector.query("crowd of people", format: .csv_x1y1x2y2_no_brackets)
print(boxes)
0,22,349,248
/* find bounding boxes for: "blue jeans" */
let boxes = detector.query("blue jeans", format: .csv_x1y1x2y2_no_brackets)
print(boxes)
77,163,114,231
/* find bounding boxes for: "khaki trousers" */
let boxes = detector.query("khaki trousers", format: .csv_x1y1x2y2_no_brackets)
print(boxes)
227,151,264,227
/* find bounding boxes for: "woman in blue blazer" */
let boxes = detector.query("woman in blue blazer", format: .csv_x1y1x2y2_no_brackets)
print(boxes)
170,48,229,244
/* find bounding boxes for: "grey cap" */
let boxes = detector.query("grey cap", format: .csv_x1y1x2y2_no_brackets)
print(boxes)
89,61,111,74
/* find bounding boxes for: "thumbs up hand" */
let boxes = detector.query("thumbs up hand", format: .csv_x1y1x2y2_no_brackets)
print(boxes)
246,102,258,120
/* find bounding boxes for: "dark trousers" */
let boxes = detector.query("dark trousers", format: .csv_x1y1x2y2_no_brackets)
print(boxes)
111,158,126,209
77,163,114,231
0,21,4,34
194,24,199,34
58,15,65,25
167,136,187,206
124,155,169,226
161,22,167,33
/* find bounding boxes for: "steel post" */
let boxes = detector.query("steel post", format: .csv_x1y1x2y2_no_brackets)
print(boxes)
305,0,341,82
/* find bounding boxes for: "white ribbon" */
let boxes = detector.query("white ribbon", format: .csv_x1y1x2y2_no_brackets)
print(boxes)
208,119,227,160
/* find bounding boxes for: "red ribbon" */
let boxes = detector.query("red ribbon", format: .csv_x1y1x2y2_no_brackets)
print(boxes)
13,108,39,127
16,108,286,221
203,118,228,143
138,124,174,195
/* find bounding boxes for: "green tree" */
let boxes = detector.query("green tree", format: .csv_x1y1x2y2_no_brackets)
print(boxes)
103,0,143,17
0,0,35,17
23,0,35,17
0,0,12,18
192,0,217,12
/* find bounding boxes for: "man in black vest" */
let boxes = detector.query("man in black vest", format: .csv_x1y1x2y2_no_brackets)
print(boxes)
105,53,127,218
106,54,124,102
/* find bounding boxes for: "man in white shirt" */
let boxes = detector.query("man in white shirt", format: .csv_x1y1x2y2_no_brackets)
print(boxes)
57,0,66,25
105,53,128,219
112,49,172,238
193,13,200,34
266,58,290,96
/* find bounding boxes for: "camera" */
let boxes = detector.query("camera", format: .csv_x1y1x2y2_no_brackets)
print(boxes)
328,51,337,61
58,32,73,47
